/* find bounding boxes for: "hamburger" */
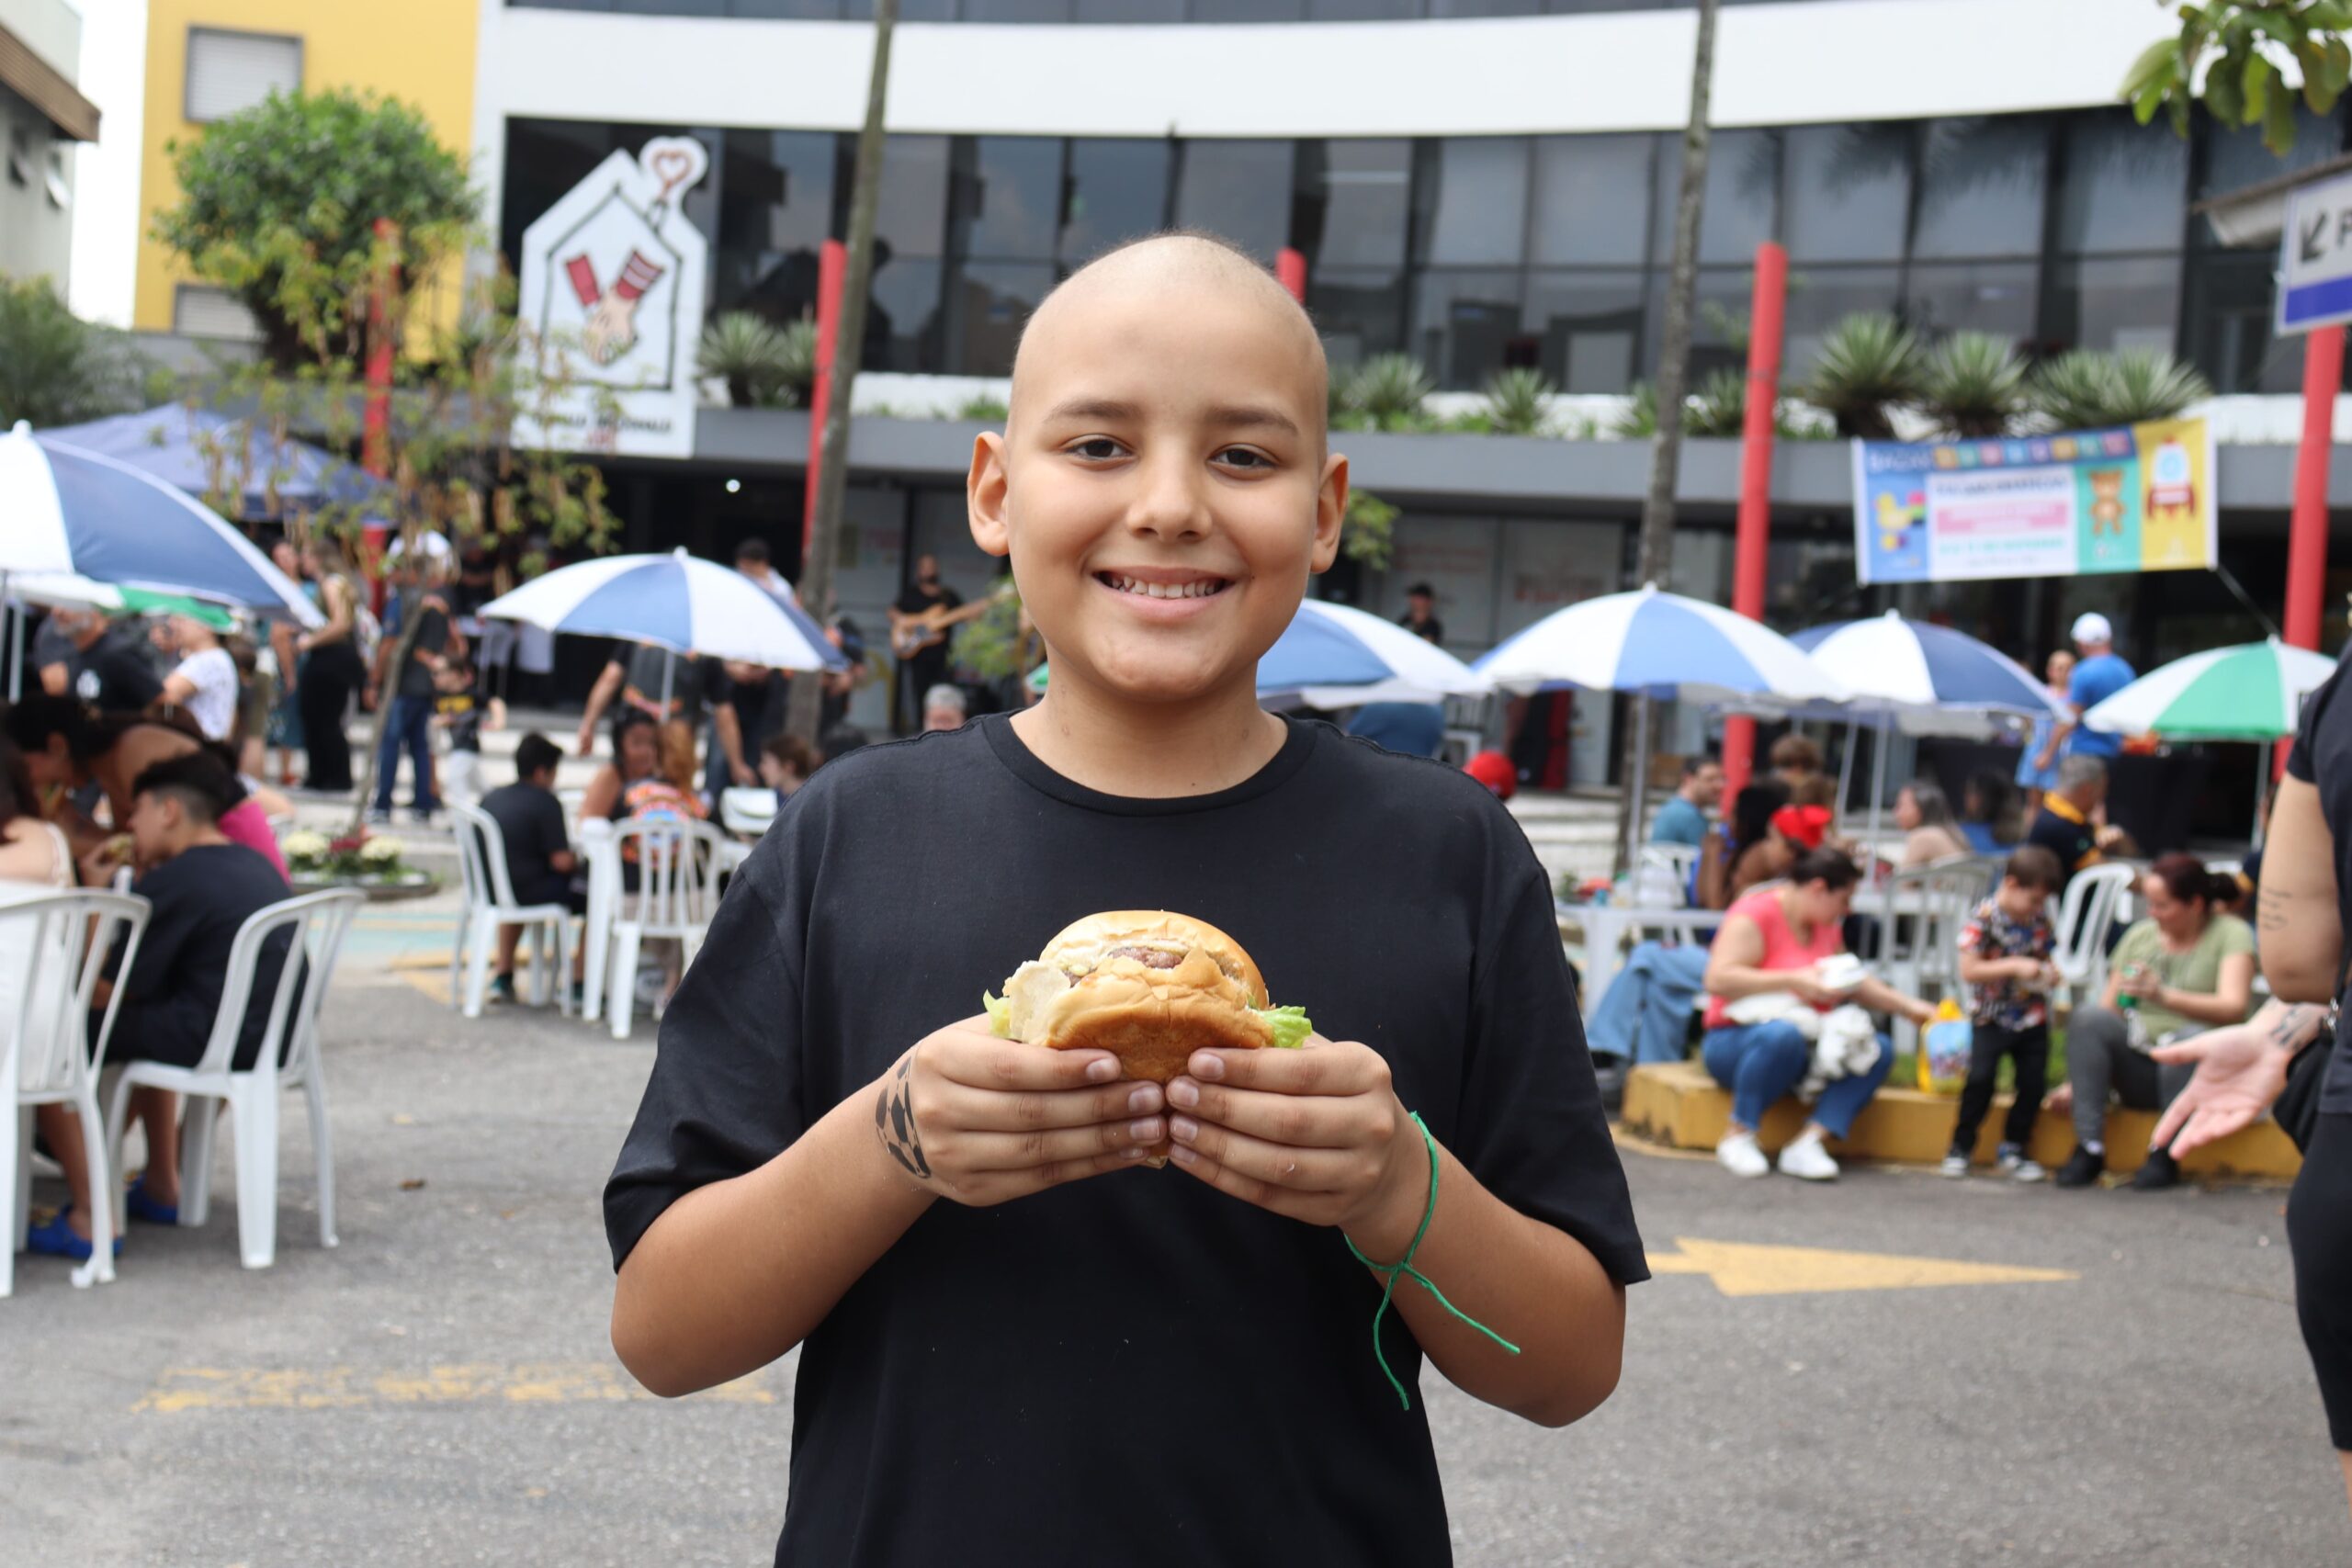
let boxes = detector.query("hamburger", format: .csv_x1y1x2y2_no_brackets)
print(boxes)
983,910,1311,1086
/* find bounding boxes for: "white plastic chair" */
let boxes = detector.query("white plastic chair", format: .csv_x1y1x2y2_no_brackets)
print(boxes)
3,891,149,1295
1876,861,1983,1050
104,889,362,1270
718,787,780,839
606,818,723,1041
448,801,574,1019
2052,862,2137,1006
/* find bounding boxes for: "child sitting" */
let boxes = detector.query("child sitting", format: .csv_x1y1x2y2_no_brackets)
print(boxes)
757,732,820,797
1943,844,2065,1181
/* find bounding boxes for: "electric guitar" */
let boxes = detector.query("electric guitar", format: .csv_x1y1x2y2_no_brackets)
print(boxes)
889,585,1012,660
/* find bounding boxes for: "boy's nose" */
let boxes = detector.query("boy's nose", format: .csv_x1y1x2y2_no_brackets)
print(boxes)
1125,455,1210,543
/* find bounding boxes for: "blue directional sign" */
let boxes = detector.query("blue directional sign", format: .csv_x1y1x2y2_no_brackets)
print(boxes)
2278,169,2352,334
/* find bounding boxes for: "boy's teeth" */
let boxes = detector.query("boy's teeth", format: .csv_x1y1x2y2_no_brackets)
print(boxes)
1104,575,1225,599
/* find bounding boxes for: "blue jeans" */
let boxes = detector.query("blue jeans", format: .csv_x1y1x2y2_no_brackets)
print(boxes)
1702,1020,1894,1138
1586,942,1710,1066
373,693,438,813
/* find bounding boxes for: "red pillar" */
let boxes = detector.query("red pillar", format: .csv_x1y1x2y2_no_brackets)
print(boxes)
2285,322,2342,654
1719,241,1789,799
802,238,848,563
1275,247,1306,305
361,218,400,615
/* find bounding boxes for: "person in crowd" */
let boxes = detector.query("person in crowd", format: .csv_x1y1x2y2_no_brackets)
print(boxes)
433,654,503,810
1464,749,1517,801
1894,777,1969,866
1345,700,1445,759
264,540,313,786
712,660,789,791
229,632,272,783
1696,777,1793,911
2050,613,2134,764
575,642,707,759
628,719,708,828
1650,756,1724,848
479,732,584,1007
1398,582,1444,646
735,537,798,607
819,722,870,763
156,612,240,744
1702,846,1935,1179
890,554,965,735
582,710,663,827
47,606,164,713
31,606,76,697
2154,650,2352,1514
368,556,458,824
1959,769,2023,854
820,616,869,736
2018,648,2076,813
24,753,298,1261
4,697,289,883
2052,852,2255,1190
1770,732,1835,809
1943,844,2065,1181
759,733,820,797
292,537,369,794
922,683,969,734
0,738,71,886
2025,755,2129,890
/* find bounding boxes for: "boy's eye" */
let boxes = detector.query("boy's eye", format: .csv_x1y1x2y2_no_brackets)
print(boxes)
1066,436,1129,461
1214,446,1275,472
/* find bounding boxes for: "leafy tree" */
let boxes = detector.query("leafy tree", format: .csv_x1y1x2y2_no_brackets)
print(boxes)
2122,1,2350,154
0,276,147,428
153,88,476,368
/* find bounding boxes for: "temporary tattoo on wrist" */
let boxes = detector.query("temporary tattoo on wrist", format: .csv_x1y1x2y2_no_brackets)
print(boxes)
875,1055,932,1180
2265,1005,2324,1055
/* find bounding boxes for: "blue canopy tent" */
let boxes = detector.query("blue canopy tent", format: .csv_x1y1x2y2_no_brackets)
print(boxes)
41,404,393,520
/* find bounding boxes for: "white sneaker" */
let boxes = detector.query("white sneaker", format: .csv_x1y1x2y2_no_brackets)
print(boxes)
2009,1158,2046,1184
1778,1132,1841,1181
1939,1153,1970,1179
1716,1129,1770,1179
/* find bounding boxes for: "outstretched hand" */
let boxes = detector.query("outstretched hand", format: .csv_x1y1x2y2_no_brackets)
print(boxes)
2148,1012,2308,1156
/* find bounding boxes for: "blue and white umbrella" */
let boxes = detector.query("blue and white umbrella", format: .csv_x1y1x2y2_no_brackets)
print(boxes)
1,423,322,625
40,404,394,519
479,548,846,702
1259,599,1490,706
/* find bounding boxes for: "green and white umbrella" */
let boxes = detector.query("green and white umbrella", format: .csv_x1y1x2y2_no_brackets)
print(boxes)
2081,637,2340,742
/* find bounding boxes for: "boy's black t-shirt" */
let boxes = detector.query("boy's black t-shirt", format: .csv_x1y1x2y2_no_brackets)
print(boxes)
117,842,298,1070
606,715,1646,1568
481,782,570,904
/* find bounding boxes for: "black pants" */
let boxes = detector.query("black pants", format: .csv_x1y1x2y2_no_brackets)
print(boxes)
299,642,365,791
2289,1111,2352,1450
1951,1021,2049,1155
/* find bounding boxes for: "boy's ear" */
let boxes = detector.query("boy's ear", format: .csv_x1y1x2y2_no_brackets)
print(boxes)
967,431,1012,560
1308,451,1349,576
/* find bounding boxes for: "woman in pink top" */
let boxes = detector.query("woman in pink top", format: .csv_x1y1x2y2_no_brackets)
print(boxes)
1700,846,1933,1181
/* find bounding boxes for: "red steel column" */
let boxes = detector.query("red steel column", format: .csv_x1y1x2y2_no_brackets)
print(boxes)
1275,247,1306,304
1720,241,1788,798
2285,323,2342,654
361,218,400,615
802,238,848,562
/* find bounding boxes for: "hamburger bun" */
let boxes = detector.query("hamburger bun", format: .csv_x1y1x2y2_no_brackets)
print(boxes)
999,910,1274,1084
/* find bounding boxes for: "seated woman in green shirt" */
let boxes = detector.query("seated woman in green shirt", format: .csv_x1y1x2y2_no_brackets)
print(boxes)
2054,853,2256,1191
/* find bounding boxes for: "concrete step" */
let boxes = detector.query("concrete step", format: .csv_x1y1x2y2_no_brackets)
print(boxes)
1619,1059,2301,1182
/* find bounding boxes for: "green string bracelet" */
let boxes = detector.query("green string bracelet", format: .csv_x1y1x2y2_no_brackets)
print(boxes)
1341,1111,1521,1412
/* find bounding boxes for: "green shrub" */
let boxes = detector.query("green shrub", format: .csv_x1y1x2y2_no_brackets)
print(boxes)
1340,353,1434,432
1917,331,2028,438
1799,312,1923,439
1480,366,1557,435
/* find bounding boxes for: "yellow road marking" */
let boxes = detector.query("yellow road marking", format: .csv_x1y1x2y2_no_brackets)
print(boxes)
400,971,454,1004
1646,1235,2076,1297
136,1362,774,1413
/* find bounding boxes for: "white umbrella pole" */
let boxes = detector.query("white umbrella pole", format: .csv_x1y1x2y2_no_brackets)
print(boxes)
659,649,676,719
1624,694,1652,876
1835,718,1858,828
1866,711,1892,866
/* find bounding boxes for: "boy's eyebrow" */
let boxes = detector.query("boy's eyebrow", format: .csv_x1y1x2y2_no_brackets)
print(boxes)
1036,397,1303,437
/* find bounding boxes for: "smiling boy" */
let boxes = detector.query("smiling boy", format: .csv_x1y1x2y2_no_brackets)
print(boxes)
605,232,1645,1566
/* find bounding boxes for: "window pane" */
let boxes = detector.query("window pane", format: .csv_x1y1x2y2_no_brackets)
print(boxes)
964,0,1073,17
1524,270,1645,394
727,0,842,16
1532,133,1653,266
1073,0,1184,16
1656,128,1780,266
1062,139,1170,262
945,261,1053,376
186,28,302,123
1310,0,1416,16
716,129,839,321
2197,107,2345,247
1912,116,2047,259
1432,0,1541,12
1308,266,1407,371
1782,123,1910,264
956,136,1061,259
1174,140,1295,259
873,135,951,258
1295,140,1412,269
1197,0,1304,17
1782,265,1903,378
1418,137,1529,266
864,255,944,371
1643,266,1753,382
2183,249,2295,393
1901,260,2037,343
846,0,956,24
2053,110,2186,255
1412,269,1525,388
2045,254,2181,355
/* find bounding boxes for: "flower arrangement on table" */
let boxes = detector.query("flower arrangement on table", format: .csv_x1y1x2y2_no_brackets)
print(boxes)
282,829,421,884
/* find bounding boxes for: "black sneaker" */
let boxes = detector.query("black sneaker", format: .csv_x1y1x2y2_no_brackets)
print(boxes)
2127,1148,2181,1191
487,972,517,1006
2053,1145,2105,1189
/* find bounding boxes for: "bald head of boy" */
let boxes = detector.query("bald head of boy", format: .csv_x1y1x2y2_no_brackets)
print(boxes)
968,231,1348,711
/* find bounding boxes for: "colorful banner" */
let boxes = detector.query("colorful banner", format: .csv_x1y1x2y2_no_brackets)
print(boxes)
1850,418,2215,585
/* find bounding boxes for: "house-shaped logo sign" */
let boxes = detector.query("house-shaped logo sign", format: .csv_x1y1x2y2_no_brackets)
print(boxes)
516,136,710,459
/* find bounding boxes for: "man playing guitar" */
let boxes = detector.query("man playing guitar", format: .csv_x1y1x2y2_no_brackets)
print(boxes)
889,555,981,734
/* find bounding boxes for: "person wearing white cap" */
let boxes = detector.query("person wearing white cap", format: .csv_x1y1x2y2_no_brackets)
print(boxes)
2048,611,2135,763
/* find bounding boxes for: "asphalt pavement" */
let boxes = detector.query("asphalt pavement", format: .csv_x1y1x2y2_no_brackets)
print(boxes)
5,964,2345,1566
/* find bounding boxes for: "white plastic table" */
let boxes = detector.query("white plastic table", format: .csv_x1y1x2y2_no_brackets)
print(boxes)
577,823,752,1026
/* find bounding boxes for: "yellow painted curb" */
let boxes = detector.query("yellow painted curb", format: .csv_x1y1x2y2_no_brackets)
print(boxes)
1622,1061,2301,1180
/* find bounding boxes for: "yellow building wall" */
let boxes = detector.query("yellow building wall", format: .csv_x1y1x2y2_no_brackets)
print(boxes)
133,0,480,345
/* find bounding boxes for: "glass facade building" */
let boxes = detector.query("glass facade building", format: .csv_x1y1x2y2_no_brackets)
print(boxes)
501,105,2347,396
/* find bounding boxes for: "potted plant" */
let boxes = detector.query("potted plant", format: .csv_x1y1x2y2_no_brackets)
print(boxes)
1798,312,1923,439
282,828,435,897
1916,331,2029,438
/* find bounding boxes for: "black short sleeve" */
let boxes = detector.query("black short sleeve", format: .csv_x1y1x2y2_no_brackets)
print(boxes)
2290,660,2346,784
605,849,808,1267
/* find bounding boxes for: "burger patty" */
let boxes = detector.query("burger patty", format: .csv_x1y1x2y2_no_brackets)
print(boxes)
1106,945,1185,969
